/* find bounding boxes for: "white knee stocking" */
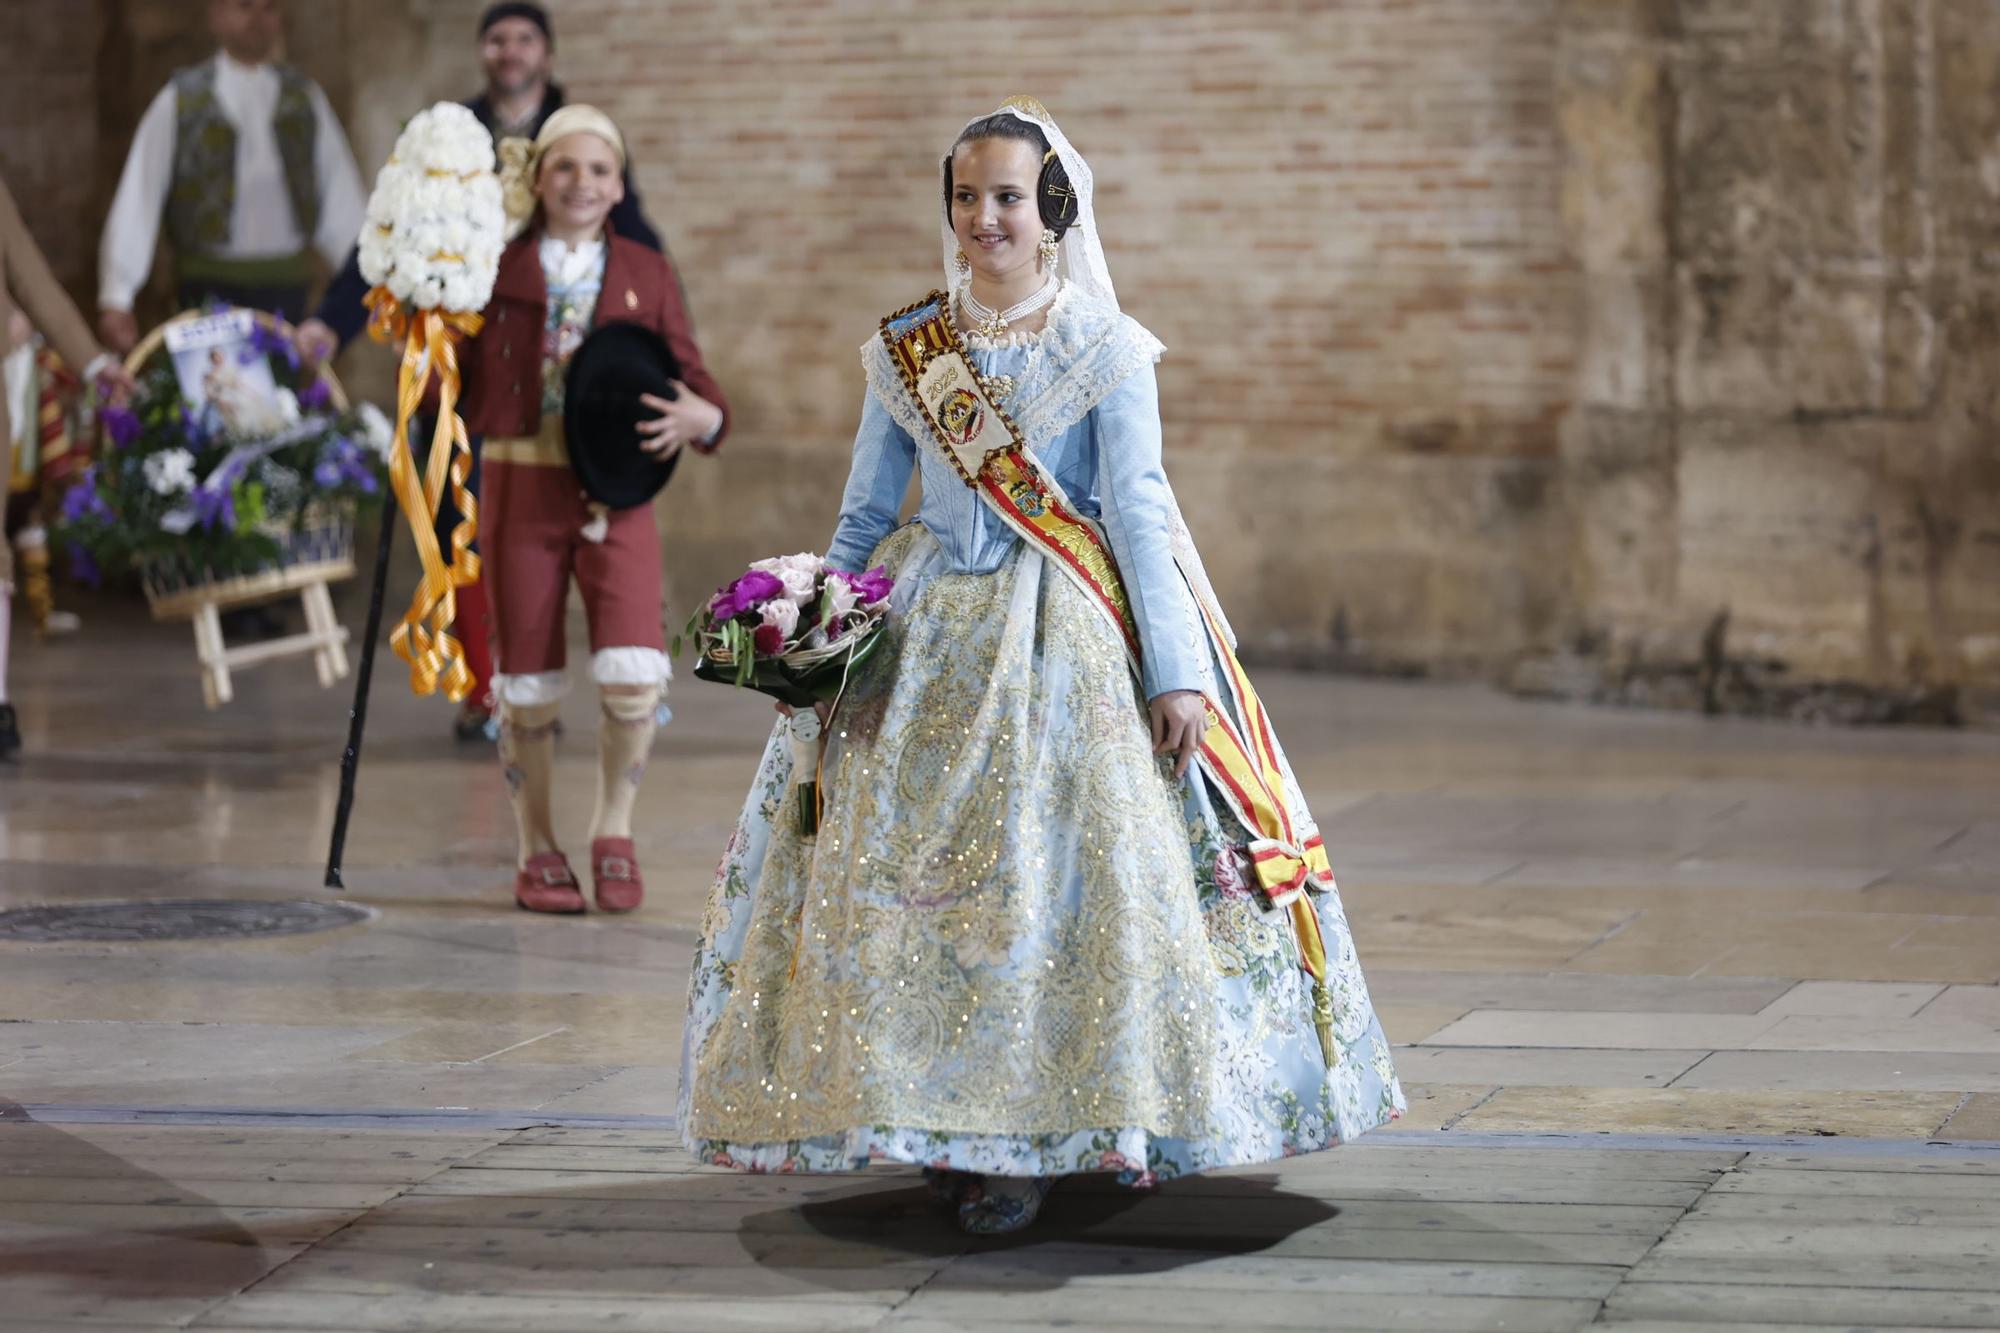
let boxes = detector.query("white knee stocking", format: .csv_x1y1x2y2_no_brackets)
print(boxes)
590,690,658,842
498,699,562,867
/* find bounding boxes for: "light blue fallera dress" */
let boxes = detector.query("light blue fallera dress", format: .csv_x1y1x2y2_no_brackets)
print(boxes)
679,285,1404,1181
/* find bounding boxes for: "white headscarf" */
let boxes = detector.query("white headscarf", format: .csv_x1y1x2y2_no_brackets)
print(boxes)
498,103,628,240
932,98,1240,653
940,96,1118,311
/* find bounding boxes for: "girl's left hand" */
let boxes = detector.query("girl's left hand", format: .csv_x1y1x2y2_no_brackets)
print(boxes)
637,382,723,457
1150,689,1206,780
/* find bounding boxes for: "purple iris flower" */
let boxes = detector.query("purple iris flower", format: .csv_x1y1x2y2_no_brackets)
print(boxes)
244,322,300,370
191,484,237,532
59,469,114,525
297,378,333,411
100,405,142,448
313,460,343,488
708,569,784,621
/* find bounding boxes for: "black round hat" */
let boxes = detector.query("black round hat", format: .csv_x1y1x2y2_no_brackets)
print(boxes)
562,322,683,510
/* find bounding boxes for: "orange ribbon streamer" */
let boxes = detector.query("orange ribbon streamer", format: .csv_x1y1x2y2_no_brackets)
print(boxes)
364,284,484,701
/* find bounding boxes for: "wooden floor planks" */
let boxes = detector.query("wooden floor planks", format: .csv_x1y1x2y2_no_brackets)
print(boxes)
5,1122,2000,1331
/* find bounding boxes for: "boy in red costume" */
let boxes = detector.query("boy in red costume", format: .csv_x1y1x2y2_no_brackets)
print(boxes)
458,105,728,913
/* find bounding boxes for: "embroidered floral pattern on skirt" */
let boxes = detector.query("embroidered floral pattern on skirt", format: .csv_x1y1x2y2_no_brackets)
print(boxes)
680,524,1404,1180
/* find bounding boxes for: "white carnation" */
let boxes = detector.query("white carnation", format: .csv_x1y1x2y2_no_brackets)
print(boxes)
143,448,197,496
355,402,395,458
357,103,504,315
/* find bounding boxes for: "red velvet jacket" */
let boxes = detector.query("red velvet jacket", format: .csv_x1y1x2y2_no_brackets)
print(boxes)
457,225,729,448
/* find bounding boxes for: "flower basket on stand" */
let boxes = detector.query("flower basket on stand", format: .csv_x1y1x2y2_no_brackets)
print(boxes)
57,307,394,708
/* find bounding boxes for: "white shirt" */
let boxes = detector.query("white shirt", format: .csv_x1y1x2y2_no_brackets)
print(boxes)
538,234,607,290
98,53,366,311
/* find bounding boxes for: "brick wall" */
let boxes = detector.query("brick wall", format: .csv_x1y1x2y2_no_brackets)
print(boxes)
16,0,1995,711
0,0,106,296
409,0,1582,665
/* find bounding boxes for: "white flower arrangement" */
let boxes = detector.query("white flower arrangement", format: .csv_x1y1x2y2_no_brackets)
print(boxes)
358,103,506,314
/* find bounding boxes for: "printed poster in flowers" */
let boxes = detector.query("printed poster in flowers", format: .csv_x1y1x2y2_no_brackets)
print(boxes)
164,310,288,440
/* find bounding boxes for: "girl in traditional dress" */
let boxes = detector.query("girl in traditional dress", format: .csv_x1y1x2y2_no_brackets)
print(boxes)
680,99,1402,1235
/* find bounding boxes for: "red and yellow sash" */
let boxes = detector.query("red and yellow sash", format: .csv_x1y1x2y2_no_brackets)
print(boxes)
881,291,1341,1064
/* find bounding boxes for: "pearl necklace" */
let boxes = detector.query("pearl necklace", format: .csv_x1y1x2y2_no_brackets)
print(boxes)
960,275,1060,339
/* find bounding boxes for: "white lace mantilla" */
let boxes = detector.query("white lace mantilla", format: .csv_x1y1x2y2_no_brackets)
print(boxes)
859,286,1162,452
858,286,1240,656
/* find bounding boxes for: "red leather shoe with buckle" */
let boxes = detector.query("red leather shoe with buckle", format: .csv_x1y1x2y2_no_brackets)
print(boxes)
515,851,586,914
591,837,643,913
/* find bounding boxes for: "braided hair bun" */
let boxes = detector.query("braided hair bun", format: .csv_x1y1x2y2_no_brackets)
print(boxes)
943,113,1077,239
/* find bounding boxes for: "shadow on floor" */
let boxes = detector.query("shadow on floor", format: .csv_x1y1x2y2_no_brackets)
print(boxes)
0,1101,279,1320
756,1170,1344,1282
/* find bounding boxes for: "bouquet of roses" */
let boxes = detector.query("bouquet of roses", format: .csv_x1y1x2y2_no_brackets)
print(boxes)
683,552,894,707
681,552,893,834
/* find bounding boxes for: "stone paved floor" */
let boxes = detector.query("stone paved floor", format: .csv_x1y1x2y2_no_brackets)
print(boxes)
2,590,1998,1330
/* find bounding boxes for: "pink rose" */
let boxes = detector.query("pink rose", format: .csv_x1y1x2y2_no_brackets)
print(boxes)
750,552,821,603
1214,845,1253,899
760,598,800,641
823,573,861,619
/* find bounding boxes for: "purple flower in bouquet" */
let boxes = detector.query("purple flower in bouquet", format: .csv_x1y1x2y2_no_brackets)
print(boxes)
178,402,208,446
59,467,114,525
297,377,334,411
708,569,785,622
191,482,237,532
753,622,785,655
311,437,380,495
845,565,893,608
100,405,142,449
243,322,299,370
66,543,100,588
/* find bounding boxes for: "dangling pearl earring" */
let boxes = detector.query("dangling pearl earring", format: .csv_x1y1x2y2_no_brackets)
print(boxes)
1038,228,1060,274
954,247,972,279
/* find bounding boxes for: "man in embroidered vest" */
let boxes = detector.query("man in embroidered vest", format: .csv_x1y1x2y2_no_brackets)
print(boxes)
96,0,366,354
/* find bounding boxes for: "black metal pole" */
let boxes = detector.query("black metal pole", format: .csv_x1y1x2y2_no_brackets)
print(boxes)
324,509,396,889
